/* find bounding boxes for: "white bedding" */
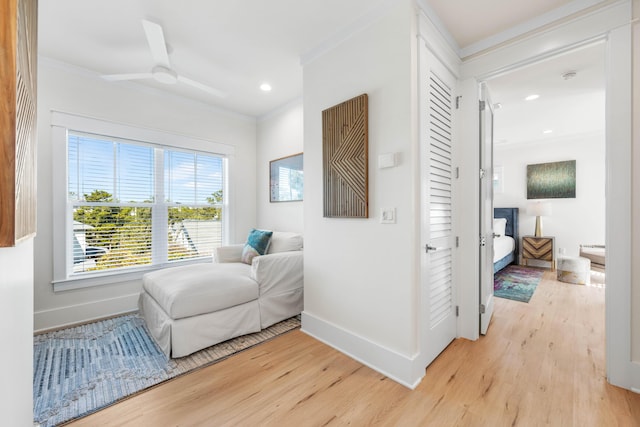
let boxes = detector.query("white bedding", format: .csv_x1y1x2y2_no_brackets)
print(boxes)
494,235,515,263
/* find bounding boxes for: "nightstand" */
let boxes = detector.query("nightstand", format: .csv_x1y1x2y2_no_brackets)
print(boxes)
522,236,555,270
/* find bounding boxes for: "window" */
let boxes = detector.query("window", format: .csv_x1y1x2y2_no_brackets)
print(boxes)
52,112,232,290
68,133,224,275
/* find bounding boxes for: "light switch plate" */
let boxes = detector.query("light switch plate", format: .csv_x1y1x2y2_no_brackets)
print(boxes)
378,153,397,169
380,207,396,224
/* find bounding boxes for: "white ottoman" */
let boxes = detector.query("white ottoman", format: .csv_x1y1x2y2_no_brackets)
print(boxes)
557,256,591,285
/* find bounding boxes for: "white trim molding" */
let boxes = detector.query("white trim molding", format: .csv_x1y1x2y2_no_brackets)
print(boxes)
34,293,139,333
301,311,423,389
299,0,397,66
604,15,634,390
460,0,631,80
460,0,606,58
416,0,617,59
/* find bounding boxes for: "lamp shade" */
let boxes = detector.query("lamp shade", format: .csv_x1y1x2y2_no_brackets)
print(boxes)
527,201,552,217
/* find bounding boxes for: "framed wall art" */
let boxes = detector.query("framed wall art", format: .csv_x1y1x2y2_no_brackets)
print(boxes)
270,153,303,202
527,160,576,199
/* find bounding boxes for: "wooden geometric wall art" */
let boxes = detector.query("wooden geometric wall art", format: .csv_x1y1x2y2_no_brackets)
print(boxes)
322,94,368,218
0,0,37,247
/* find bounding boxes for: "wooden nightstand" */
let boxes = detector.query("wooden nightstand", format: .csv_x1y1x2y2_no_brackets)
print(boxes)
522,236,555,270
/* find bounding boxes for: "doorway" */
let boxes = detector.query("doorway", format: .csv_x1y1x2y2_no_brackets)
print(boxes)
456,6,633,388
485,42,606,286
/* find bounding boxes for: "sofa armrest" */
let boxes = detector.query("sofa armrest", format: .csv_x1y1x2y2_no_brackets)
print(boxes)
251,251,303,296
214,244,244,263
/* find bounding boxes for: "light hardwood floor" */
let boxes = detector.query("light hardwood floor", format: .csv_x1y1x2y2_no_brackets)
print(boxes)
68,271,640,426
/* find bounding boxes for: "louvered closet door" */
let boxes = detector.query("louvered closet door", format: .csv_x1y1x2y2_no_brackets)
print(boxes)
421,49,456,368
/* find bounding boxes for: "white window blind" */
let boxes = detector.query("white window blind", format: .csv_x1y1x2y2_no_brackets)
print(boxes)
67,132,224,277
165,150,223,262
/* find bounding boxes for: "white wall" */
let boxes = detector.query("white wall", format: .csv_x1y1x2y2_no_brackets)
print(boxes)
301,0,422,386
0,239,34,425
631,0,639,364
256,101,304,233
34,60,258,330
494,133,605,261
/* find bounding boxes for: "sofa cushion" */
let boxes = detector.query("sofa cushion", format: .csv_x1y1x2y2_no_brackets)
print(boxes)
267,231,303,254
241,228,273,264
580,246,605,266
143,263,258,320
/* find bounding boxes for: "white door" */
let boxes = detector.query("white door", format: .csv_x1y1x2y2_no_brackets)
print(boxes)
479,83,494,335
421,49,457,366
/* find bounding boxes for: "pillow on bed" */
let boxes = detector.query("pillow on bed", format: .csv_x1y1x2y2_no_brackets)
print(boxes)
241,229,273,264
493,218,507,237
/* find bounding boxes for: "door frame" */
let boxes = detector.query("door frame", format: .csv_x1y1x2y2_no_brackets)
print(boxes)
478,82,495,335
456,0,634,390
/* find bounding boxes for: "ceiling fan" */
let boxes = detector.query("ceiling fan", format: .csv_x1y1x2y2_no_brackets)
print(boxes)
101,19,226,98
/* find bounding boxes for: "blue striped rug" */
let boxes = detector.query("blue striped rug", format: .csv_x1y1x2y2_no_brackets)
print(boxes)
33,314,300,426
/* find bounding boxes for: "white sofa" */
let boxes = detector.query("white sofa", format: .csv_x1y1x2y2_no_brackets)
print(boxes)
138,231,303,358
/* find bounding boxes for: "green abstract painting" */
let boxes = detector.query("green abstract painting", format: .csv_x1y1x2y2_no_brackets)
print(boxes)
527,160,576,199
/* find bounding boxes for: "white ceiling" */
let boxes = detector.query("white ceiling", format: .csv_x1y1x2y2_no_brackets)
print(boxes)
38,0,391,117
38,0,606,136
488,42,605,146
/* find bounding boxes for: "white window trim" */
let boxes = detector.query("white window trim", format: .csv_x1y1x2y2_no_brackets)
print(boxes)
51,111,235,292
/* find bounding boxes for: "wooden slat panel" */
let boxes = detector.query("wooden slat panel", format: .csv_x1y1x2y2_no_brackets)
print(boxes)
14,0,37,243
0,0,18,246
0,0,37,247
322,94,368,218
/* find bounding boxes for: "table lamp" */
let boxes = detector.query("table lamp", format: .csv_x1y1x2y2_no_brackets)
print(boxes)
527,201,552,237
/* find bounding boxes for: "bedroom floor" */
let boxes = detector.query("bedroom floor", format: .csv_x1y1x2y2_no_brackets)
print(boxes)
68,269,639,426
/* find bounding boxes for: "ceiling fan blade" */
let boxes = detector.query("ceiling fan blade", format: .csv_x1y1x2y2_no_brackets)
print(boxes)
142,19,171,68
102,73,154,81
178,76,227,98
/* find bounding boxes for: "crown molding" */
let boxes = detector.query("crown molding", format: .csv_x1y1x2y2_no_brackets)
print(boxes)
299,0,397,66
257,97,302,123
460,0,609,58
415,0,617,61
415,0,461,56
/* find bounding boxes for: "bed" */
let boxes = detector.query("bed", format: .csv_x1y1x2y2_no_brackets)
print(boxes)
493,207,519,273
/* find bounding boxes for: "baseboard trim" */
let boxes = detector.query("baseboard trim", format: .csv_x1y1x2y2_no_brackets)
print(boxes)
34,293,139,332
300,312,423,389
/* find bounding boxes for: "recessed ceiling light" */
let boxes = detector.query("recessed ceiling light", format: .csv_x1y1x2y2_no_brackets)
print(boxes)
260,83,272,92
493,102,502,110
543,129,553,134
525,94,539,101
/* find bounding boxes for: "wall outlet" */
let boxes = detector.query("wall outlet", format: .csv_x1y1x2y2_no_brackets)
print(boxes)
380,207,396,224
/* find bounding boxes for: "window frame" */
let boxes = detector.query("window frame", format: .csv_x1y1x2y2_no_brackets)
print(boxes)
51,112,234,292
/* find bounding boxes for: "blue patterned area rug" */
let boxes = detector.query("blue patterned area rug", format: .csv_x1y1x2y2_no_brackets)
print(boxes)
494,265,545,303
33,314,300,426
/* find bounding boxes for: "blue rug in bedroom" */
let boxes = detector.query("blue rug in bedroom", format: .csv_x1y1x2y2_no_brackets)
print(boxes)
33,314,300,427
494,265,544,303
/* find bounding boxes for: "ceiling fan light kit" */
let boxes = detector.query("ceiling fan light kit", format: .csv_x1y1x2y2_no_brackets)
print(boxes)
152,66,177,84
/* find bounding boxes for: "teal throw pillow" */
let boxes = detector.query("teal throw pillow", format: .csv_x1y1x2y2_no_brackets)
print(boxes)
241,229,273,264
